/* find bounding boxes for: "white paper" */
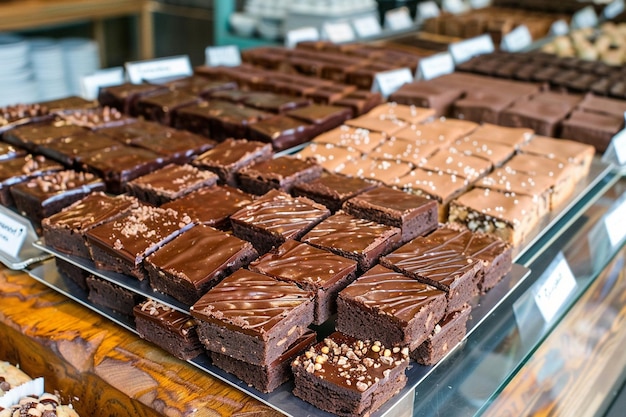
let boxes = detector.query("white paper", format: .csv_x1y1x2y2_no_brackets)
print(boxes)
501,25,532,52
418,52,455,80
416,1,440,22
353,15,383,38
612,128,626,165
285,27,320,48
125,55,192,84
572,6,599,30
322,22,356,44
550,20,570,36
384,7,414,31
449,34,495,64
442,0,469,14
604,195,626,247
372,67,413,98
0,211,28,258
81,67,125,100
205,45,242,67
533,253,577,323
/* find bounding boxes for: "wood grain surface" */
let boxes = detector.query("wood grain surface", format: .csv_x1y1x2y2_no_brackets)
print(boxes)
0,268,283,417
482,249,626,417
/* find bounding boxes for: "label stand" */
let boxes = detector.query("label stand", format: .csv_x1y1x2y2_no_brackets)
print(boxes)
0,206,50,269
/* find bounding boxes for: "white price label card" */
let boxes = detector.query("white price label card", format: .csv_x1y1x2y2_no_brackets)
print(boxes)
0,211,28,258
604,0,625,19
469,0,491,9
205,45,241,67
550,19,570,36
572,6,599,29
372,67,413,98
533,252,577,323
353,15,382,38
501,25,532,52
322,21,356,44
285,26,319,48
442,0,469,14
125,55,192,84
604,194,626,247
418,52,455,80
81,67,125,100
416,1,440,22
614,126,626,165
449,34,495,64
384,7,414,31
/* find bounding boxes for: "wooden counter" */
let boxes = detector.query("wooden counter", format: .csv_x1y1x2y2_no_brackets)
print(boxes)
0,266,282,417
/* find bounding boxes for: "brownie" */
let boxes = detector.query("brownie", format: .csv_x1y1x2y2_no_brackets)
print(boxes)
0,155,64,206
389,82,464,117
3,119,88,152
519,135,595,182
128,128,216,164
292,172,379,212
411,304,471,366
79,145,168,194
394,168,470,223
0,143,26,162
313,124,386,154
192,138,273,187
242,91,311,113
161,184,253,230
86,275,144,316
55,257,91,290
451,89,521,124
560,109,623,153
291,331,410,417
145,224,258,305
190,268,315,365
450,135,516,168
42,192,139,259
135,89,202,126
36,131,124,167
380,232,483,313
11,170,106,229
133,299,204,360
342,186,438,243
0,103,49,127
419,223,513,292
366,102,436,124
210,329,317,393
332,90,383,116
98,119,171,144
97,82,169,115
301,210,402,273
249,240,358,324
236,156,323,195
38,95,99,112
230,189,330,254
85,205,193,280
125,163,218,206
57,106,133,129
248,115,317,152
448,187,539,246
286,104,353,136
337,264,447,350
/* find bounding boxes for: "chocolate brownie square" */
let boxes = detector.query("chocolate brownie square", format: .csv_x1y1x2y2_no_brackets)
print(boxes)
128,128,217,164
161,185,253,230
192,138,273,187
337,264,447,350
292,172,379,212
411,303,471,366
134,299,204,360
210,329,316,393
560,109,623,153
242,91,311,113
236,156,323,195
57,106,133,129
125,163,218,206
135,89,202,126
79,145,169,194
249,240,358,324
0,143,26,162
56,257,91,290
97,82,169,115
11,170,106,229
145,224,258,305
230,189,330,254
86,275,144,316
0,155,64,206
342,185,438,243
161,75,237,96
302,211,402,273
190,268,315,365
291,331,410,417
36,131,124,168
42,192,139,259
380,233,482,313
3,118,88,152
247,115,317,151
389,82,464,117
85,205,193,280
286,104,353,136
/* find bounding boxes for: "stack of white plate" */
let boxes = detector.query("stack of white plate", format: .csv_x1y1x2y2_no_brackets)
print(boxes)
0,34,37,106
61,38,100,96
30,38,69,101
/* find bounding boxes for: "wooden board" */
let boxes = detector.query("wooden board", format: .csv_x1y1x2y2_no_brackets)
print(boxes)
0,268,282,417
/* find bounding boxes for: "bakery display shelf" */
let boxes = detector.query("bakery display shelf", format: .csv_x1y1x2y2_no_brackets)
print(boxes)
26,256,530,417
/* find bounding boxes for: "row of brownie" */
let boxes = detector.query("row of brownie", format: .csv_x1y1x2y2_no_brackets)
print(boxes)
292,103,595,246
